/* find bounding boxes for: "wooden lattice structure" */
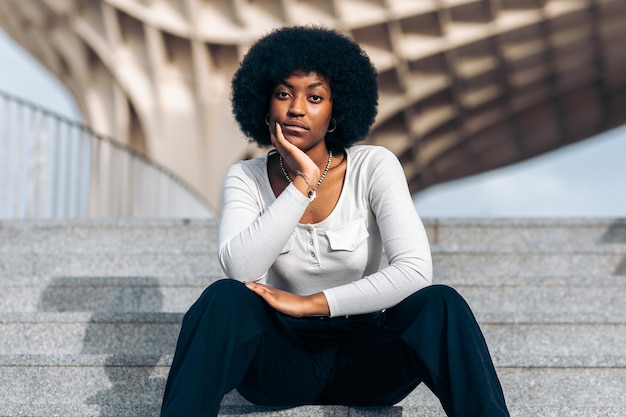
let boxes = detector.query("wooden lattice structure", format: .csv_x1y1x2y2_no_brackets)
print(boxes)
1,0,625,211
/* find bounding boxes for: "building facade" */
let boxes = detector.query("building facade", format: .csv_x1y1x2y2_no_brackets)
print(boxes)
1,0,625,212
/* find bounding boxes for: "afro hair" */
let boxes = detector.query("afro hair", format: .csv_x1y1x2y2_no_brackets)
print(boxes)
231,26,378,153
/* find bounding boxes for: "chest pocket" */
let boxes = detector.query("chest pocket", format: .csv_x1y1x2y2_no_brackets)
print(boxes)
326,219,369,251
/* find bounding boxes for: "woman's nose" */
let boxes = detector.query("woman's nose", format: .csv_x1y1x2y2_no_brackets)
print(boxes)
288,96,305,116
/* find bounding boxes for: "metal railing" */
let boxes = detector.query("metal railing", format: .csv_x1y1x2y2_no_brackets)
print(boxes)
0,90,214,218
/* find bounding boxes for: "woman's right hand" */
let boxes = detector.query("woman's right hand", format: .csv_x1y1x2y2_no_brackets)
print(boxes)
270,122,320,196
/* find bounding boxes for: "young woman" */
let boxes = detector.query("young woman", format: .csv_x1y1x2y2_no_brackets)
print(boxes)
160,26,510,417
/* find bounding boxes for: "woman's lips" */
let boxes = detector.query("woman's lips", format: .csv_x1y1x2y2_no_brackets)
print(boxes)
280,122,308,133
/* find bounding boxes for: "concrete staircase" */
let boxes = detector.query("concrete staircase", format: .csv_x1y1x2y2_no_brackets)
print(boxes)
1,218,625,417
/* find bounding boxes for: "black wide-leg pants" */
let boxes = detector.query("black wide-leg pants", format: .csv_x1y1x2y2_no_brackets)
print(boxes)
160,279,509,417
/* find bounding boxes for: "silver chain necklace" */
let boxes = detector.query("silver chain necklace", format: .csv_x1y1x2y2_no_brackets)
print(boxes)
279,151,333,197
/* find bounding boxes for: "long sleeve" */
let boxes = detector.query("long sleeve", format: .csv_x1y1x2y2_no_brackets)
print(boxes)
322,147,432,317
218,160,311,281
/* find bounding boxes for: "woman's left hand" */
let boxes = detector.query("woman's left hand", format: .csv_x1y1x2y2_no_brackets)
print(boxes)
244,281,330,317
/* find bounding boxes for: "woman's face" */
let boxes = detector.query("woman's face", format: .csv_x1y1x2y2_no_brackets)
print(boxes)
269,70,333,153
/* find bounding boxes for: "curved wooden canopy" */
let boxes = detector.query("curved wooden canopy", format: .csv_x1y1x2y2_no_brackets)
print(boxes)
1,0,624,208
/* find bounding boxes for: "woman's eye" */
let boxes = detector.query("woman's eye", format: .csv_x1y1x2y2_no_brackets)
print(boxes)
275,91,290,99
309,95,322,103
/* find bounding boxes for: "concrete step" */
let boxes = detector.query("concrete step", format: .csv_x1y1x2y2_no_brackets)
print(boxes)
0,253,221,281
0,252,623,285
3,313,626,360
1,218,624,417
1,219,625,254
0,219,218,254
0,268,622,289
2,405,626,417
460,285,626,323
0,404,403,417
0,313,182,355
0,357,625,408
425,218,626,252
0,278,207,313
433,252,626,278
1,281,625,326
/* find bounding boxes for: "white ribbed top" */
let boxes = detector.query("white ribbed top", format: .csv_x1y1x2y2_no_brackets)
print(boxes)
218,145,432,317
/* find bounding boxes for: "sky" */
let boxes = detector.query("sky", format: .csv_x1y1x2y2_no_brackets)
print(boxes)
1,28,624,218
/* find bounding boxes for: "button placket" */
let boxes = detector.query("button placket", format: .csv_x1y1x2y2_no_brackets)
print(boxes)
307,226,320,266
